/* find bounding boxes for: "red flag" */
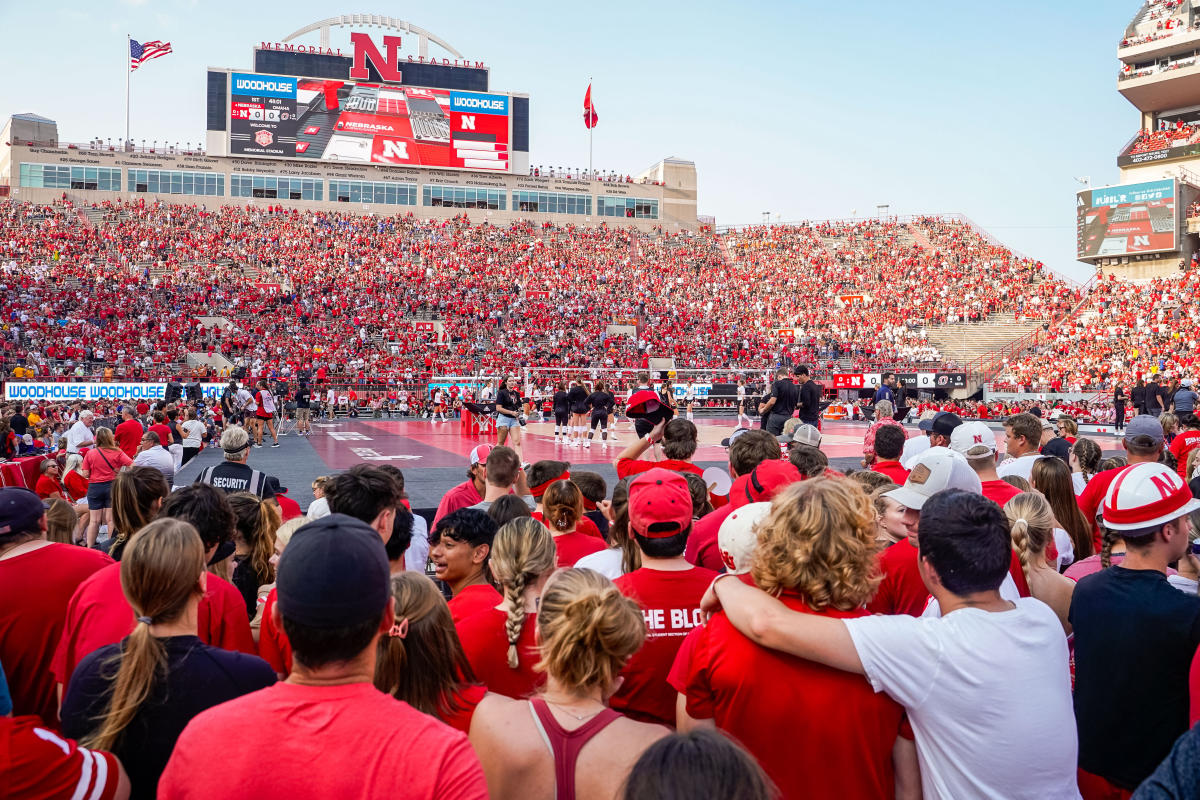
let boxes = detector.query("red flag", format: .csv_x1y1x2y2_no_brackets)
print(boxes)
583,83,599,129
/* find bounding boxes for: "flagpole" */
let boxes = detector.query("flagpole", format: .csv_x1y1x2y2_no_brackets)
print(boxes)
588,77,593,180
125,34,131,150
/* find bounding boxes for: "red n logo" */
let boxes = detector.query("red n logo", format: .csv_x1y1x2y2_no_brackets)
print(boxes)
1149,472,1182,500
350,34,403,81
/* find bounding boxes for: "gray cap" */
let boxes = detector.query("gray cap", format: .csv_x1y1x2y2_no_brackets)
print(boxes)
1124,415,1164,445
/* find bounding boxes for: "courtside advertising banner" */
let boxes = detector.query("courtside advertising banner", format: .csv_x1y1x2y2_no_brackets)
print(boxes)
228,72,511,171
1076,179,1177,258
3,382,229,403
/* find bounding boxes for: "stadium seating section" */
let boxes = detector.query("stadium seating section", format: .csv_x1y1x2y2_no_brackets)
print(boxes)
0,197,1178,394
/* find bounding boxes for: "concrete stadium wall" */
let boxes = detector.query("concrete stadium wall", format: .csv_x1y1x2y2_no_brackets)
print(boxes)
4,144,698,232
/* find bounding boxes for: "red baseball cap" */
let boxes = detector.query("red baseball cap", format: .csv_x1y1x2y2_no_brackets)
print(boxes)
628,468,693,538
730,459,802,509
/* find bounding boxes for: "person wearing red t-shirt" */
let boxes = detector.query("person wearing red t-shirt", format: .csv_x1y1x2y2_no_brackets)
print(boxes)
539,479,605,567
455,517,554,699
147,411,172,457
524,460,605,540
685,478,914,799
612,469,718,727
0,488,113,729
869,425,910,485
53,484,256,694
159,515,487,800
113,408,144,459
429,508,501,624
1169,414,1200,479
375,572,493,734
614,417,704,481
433,445,491,529
685,429,785,571
950,421,1022,509
2,708,131,800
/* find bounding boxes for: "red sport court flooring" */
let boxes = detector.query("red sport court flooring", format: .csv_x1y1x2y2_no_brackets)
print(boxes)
175,416,1124,511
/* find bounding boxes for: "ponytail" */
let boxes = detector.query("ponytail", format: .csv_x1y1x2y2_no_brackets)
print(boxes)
228,492,280,586
1003,493,1055,586
490,518,556,670
82,519,205,751
1100,527,1120,569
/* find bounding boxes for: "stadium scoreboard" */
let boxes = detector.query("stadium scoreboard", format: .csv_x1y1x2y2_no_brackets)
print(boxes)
207,30,529,174
1076,179,1178,259
227,72,513,172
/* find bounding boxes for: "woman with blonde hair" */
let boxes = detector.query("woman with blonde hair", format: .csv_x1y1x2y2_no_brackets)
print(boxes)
375,572,496,733
870,483,906,545
79,426,134,547
250,516,304,641
682,478,916,800
60,519,275,799
227,492,281,620
1004,493,1075,634
542,479,605,567
469,568,667,800
457,517,557,699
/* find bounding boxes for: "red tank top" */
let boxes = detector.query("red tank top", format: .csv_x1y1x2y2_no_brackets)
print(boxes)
528,698,621,800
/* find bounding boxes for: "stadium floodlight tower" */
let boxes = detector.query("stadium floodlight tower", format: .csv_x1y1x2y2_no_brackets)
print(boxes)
1082,1,1200,279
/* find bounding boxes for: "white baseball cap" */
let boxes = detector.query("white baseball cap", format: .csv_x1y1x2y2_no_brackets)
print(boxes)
949,421,997,458
1102,462,1200,531
883,448,982,510
717,502,772,575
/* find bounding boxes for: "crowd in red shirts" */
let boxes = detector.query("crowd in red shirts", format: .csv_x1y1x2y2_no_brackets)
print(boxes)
1001,270,1200,392
4,386,1200,799
2,199,1091,388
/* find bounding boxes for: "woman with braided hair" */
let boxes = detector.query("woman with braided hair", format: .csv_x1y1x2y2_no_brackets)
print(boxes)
374,572,495,734
469,568,667,800
456,518,556,699
1003,493,1075,634
1070,437,1103,495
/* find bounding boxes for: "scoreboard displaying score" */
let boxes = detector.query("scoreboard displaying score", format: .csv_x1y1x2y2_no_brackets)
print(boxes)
227,71,511,172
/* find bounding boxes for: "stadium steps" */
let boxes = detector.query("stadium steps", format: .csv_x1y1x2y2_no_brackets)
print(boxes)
186,352,235,374
906,225,935,252
924,313,1043,371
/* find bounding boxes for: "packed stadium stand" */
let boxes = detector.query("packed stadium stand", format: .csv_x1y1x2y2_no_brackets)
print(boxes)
1,197,1096,390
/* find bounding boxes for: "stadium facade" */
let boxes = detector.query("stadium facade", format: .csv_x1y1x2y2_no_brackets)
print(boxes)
0,15,698,231
1077,2,1200,279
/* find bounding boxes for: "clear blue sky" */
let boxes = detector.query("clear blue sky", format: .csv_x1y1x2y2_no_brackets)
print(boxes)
2,0,1142,282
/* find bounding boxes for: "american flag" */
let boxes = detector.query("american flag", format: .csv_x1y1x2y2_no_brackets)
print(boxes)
130,39,172,71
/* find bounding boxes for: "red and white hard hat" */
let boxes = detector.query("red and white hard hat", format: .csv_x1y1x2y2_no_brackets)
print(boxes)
1102,462,1200,531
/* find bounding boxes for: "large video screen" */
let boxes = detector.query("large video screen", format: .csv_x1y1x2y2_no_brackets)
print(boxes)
228,72,510,172
1076,179,1177,259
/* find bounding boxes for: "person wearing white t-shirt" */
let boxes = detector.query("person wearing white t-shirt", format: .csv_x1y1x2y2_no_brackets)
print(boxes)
996,412,1044,480
65,411,96,454
704,488,1081,800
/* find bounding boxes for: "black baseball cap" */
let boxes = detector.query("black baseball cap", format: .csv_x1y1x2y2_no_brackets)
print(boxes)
917,411,963,437
276,514,390,628
0,488,44,538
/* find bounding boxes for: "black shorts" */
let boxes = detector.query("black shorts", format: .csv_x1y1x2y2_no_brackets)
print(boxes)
590,413,608,429
570,404,589,416
555,411,569,426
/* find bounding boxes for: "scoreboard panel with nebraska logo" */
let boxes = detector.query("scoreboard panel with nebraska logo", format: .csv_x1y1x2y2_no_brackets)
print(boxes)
228,70,511,172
